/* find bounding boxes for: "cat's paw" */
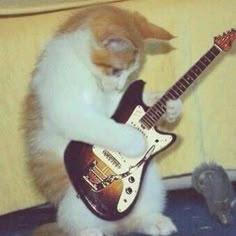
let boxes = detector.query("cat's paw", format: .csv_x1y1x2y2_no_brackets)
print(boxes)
163,99,182,123
80,228,104,236
120,125,146,157
143,92,182,123
155,214,177,235
138,214,177,236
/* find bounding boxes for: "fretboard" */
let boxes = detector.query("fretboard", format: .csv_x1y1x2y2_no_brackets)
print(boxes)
140,45,222,129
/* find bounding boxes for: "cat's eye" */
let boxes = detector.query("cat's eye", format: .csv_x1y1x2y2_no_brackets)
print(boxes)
112,68,122,77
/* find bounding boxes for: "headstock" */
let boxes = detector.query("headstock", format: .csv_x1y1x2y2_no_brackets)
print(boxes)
214,28,236,51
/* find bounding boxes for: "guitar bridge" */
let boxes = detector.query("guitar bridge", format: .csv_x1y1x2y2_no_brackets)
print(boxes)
83,160,116,191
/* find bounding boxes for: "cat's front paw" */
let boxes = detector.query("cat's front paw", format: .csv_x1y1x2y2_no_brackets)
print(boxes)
143,92,182,123
155,214,177,235
138,214,177,236
163,99,182,123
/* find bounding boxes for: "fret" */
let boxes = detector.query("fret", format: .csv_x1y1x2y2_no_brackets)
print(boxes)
176,81,187,92
201,56,210,66
156,111,162,117
165,92,176,100
154,102,166,113
147,110,159,121
211,45,221,55
174,82,184,93
151,106,163,117
196,60,206,71
172,85,182,95
147,114,160,124
169,88,179,99
184,73,195,83
188,70,197,79
159,99,167,108
144,114,156,124
205,50,215,61
160,95,168,102
192,65,202,75
141,116,153,127
175,85,183,96
141,113,157,128
140,120,152,129
180,77,190,87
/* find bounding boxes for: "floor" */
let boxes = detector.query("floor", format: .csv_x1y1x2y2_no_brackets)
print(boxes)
0,186,235,236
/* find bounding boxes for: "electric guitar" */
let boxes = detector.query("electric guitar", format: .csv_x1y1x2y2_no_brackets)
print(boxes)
64,29,236,221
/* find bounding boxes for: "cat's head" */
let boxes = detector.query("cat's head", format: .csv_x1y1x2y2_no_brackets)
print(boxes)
60,6,174,92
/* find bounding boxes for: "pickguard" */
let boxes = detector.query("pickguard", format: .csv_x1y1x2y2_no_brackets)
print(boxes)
92,105,174,212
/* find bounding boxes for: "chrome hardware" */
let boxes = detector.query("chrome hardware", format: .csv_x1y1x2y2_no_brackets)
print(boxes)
83,160,114,192
128,176,135,183
102,150,121,169
125,187,133,194
102,145,156,183
83,144,154,192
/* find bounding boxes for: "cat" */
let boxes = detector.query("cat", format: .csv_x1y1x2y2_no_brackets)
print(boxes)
23,5,182,236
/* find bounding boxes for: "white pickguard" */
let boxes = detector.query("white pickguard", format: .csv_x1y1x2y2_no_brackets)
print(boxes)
92,105,174,213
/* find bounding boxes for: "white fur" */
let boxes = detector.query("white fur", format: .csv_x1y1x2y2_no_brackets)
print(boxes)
30,26,180,235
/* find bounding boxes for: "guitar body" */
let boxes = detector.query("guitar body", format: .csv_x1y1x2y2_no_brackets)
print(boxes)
64,80,176,221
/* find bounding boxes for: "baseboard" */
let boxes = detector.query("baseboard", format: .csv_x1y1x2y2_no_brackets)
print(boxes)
163,169,236,190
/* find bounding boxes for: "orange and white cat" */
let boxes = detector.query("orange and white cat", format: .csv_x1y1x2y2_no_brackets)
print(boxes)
24,5,181,236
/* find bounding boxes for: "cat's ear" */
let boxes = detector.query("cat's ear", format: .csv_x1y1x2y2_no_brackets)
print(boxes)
102,36,135,52
132,12,174,40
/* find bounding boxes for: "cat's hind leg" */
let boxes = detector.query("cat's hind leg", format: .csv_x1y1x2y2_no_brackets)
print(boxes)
57,186,117,236
124,161,177,236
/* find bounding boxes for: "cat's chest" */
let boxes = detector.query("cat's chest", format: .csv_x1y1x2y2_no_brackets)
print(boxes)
81,91,109,116
81,90,121,118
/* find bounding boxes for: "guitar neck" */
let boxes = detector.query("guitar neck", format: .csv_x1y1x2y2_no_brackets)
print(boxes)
140,44,222,129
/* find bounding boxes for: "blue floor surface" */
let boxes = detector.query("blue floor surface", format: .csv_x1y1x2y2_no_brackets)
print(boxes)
0,186,235,236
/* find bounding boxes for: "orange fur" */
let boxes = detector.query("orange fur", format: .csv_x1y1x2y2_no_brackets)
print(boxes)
92,48,137,75
58,5,173,76
23,92,42,140
23,93,70,206
28,152,70,205
59,6,173,42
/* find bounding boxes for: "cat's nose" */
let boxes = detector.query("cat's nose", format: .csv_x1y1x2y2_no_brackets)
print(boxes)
112,68,122,77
